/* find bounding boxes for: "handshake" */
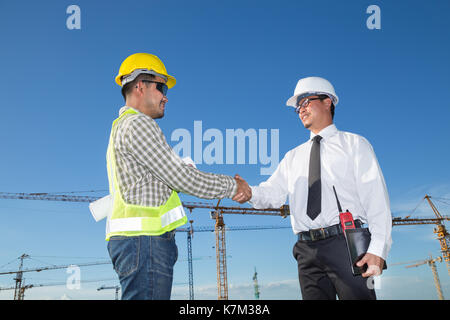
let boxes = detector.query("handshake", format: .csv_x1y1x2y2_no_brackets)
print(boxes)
232,174,252,204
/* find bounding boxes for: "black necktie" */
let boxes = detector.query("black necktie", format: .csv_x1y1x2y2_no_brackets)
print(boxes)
307,135,322,220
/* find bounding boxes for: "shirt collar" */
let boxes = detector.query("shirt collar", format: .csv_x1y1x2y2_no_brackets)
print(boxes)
119,105,141,116
310,123,338,141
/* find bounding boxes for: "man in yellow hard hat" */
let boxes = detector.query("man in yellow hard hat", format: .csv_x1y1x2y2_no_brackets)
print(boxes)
106,53,251,300
234,77,392,300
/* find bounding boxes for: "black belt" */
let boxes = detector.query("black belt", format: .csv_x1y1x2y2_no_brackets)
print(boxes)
297,220,363,242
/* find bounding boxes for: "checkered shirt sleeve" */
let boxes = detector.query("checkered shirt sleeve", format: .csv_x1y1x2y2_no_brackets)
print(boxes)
113,110,237,207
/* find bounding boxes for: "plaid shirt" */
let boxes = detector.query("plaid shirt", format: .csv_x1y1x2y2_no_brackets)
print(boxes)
111,106,237,207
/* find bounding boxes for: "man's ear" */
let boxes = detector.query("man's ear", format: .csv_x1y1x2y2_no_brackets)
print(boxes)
324,97,332,110
134,81,145,95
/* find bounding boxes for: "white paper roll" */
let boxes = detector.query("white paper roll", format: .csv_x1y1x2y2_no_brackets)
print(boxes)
89,194,112,222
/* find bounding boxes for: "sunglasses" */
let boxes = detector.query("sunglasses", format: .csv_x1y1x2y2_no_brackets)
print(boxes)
295,95,329,114
141,80,168,96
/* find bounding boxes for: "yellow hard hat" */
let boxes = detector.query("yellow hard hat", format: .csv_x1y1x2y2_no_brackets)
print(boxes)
115,53,176,88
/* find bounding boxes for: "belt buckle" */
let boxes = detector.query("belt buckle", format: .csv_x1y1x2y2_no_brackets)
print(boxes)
320,228,326,239
310,228,326,241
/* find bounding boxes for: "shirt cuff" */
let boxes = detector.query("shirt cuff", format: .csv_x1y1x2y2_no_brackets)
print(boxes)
367,237,390,261
227,176,238,198
248,186,263,208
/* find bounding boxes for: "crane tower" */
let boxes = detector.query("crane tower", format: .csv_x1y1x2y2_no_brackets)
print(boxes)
253,267,260,299
425,195,450,276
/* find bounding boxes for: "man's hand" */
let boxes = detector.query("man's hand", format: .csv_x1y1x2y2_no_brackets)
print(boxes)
232,174,252,204
356,253,384,278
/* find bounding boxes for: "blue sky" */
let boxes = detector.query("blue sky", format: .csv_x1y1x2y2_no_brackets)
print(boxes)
0,0,449,300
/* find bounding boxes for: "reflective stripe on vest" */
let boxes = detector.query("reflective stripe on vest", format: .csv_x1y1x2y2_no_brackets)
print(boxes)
107,205,186,233
105,108,187,240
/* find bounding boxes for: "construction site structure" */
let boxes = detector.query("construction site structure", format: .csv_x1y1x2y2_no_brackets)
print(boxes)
177,222,290,300
2,191,450,299
13,254,28,300
186,220,195,300
0,254,111,300
214,207,228,300
253,267,260,300
1,278,118,299
0,252,207,300
0,192,290,218
424,195,450,277
0,191,290,300
209,200,289,300
97,285,120,300
405,254,444,300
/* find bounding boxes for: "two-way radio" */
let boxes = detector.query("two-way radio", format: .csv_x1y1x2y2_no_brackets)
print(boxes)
332,186,355,233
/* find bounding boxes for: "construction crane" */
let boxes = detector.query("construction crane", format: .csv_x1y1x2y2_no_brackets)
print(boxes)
0,192,100,203
0,191,289,301
0,192,290,218
213,206,288,300
207,201,289,300
394,255,445,300
187,220,195,300
0,277,118,298
3,191,449,299
392,195,450,277
0,278,118,300
253,267,260,300
13,253,28,300
0,254,111,300
213,200,227,300
97,285,120,300
177,222,291,300
425,195,450,277
0,253,204,300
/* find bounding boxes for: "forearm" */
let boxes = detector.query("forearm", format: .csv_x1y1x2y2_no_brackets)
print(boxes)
249,185,288,209
163,161,237,199
249,157,289,208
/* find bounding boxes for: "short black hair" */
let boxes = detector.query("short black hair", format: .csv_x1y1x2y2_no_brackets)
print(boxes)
317,94,335,120
121,73,156,101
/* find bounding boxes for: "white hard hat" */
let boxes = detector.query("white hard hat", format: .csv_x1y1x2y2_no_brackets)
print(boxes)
286,76,339,108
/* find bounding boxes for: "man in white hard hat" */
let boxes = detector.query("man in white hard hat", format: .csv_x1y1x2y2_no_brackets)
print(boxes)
234,76,392,300
106,53,251,300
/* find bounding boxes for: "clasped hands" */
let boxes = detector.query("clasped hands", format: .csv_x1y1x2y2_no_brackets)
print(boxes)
232,174,252,204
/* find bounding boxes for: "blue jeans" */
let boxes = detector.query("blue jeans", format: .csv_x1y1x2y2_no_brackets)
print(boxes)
107,231,178,300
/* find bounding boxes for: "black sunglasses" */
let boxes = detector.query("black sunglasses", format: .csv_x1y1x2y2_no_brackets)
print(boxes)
141,80,168,96
295,95,329,114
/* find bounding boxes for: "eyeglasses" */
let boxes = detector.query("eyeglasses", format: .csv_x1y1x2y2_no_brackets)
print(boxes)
141,80,168,96
295,95,327,114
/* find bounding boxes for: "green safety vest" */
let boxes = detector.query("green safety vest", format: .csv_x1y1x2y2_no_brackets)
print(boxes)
105,108,187,240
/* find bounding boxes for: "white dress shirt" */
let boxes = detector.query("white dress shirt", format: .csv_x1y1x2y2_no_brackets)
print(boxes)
250,124,392,260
